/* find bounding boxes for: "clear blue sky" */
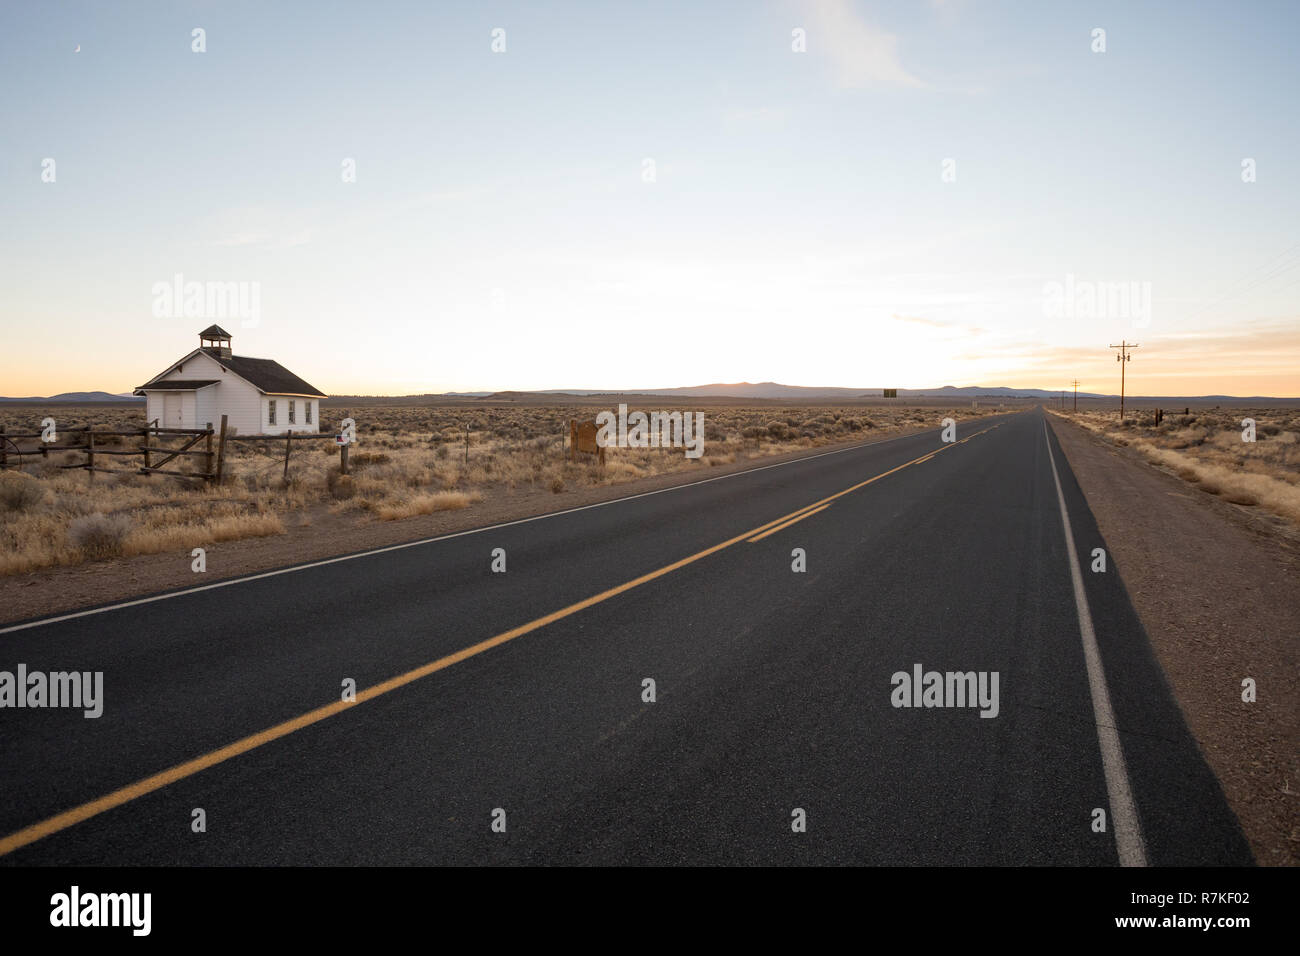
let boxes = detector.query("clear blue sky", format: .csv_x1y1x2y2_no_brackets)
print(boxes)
2,0,1297,395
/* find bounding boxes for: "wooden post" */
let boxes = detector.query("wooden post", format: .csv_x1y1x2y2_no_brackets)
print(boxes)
205,422,214,479
283,430,293,480
340,441,349,475
87,429,95,483
214,415,228,485
141,425,151,470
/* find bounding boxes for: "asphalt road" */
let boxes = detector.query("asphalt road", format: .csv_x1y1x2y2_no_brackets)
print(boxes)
0,408,1252,865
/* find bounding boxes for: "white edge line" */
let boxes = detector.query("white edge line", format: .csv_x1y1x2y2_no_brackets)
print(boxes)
2,417,1014,636
1042,417,1148,867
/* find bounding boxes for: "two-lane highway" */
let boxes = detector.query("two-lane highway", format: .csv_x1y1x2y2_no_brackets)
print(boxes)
0,409,1252,864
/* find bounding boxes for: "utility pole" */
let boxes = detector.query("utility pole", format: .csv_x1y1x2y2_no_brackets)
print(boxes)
1109,341,1139,421
1072,379,1080,412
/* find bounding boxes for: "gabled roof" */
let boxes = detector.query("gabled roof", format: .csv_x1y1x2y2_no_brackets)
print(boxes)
135,380,219,392
203,350,326,397
135,347,327,398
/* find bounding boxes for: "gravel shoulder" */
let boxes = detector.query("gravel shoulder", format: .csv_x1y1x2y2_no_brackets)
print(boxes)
1049,413,1299,865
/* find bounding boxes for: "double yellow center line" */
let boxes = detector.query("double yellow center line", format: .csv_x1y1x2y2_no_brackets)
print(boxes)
0,421,1000,858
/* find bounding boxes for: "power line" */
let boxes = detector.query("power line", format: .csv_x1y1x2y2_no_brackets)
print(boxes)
1181,241,1300,323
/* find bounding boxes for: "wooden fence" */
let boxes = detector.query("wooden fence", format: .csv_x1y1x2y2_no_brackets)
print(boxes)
0,421,217,482
0,415,352,485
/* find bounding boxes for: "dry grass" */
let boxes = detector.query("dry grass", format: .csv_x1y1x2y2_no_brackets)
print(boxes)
0,401,994,575
375,491,479,521
1056,406,1300,525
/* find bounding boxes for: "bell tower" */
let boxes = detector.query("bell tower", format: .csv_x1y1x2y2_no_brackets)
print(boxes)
199,325,233,359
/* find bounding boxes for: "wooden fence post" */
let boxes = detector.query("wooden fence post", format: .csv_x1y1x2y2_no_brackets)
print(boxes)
214,415,228,485
141,425,151,470
283,430,293,481
205,422,214,479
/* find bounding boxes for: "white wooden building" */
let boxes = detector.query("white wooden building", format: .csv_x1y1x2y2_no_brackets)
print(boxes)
134,326,327,436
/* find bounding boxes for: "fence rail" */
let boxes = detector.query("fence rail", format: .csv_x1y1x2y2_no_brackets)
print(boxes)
0,417,355,484
0,421,216,483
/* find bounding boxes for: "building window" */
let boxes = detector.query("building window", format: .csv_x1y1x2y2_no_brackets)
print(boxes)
268,399,277,425
305,401,313,425
289,400,296,425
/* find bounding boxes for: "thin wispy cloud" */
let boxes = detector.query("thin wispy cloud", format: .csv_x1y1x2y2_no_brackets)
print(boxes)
893,313,955,328
894,313,986,335
800,0,927,90
212,231,312,249
416,187,490,205
212,233,274,248
722,107,787,130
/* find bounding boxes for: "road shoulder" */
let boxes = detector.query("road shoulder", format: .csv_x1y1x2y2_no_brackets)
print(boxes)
1048,413,1299,865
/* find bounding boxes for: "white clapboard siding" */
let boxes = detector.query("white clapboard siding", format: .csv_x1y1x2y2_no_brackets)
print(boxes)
260,396,321,436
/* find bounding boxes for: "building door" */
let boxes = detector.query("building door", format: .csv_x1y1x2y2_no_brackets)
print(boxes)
163,392,184,427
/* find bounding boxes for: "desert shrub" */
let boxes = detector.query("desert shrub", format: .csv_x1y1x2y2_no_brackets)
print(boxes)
550,477,565,493
766,421,794,440
0,472,46,512
327,471,356,500
68,512,132,558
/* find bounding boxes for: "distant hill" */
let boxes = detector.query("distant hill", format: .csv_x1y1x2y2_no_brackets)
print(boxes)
10,383,1294,405
514,382,1112,400
0,391,144,403
495,382,1295,401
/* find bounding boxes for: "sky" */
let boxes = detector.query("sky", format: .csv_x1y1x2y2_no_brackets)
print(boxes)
1,0,1297,397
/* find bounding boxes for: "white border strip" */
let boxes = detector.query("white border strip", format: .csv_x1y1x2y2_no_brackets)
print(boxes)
2,420,992,636
1043,418,1148,867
